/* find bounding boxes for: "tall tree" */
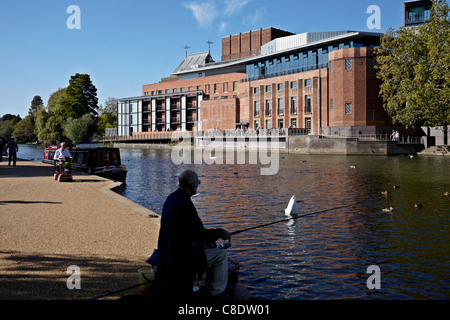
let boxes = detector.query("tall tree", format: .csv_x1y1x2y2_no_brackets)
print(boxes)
62,73,99,118
375,0,449,143
97,97,118,135
29,95,44,116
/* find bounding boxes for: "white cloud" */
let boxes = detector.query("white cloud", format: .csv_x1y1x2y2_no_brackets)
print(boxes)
223,0,251,16
184,1,219,28
219,21,227,33
244,7,266,26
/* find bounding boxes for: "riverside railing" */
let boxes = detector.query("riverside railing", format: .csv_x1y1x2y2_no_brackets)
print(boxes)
321,133,424,144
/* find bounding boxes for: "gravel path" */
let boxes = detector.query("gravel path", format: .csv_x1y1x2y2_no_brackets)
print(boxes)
0,158,160,300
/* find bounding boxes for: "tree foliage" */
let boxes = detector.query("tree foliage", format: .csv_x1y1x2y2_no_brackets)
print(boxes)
97,97,118,135
12,115,36,143
0,114,21,142
64,113,96,143
375,0,449,128
4,73,103,144
62,73,99,119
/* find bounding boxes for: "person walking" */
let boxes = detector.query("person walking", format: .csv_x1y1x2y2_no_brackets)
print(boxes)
6,136,18,166
0,138,5,162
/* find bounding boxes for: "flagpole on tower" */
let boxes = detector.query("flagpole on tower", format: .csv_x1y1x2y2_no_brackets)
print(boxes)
184,45,191,57
207,40,213,54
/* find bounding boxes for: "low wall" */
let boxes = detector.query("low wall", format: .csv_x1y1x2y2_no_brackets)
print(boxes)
288,136,424,155
114,135,424,155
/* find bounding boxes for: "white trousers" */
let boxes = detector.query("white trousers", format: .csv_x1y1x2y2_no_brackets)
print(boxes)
204,248,228,296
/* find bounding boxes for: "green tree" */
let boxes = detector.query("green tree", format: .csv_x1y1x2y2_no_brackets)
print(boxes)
62,73,99,119
34,102,65,146
97,97,118,135
13,115,36,143
35,88,69,144
29,95,44,116
375,0,450,143
0,114,21,142
64,113,95,143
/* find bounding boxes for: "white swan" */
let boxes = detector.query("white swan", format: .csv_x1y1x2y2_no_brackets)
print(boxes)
285,195,299,216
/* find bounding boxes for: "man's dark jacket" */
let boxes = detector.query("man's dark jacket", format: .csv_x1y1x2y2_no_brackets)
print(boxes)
157,189,225,279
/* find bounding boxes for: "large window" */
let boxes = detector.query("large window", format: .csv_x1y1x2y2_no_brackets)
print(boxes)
305,117,311,134
291,97,297,114
290,118,297,128
278,119,284,129
265,99,271,116
305,95,311,113
278,98,284,115
405,5,431,26
254,101,260,117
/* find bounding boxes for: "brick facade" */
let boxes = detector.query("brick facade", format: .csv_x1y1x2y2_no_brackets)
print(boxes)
118,28,388,136
221,27,294,61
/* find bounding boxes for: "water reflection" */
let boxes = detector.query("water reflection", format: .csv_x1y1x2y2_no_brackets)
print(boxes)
18,145,450,299
121,149,450,300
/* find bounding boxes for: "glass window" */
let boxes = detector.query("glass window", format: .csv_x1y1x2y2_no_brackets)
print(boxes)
304,79,311,87
305,95,311,113
278,98,284,115
277,83,283,91
266,85,271,92
305,117,311,134
345,103,352,114
290,118,297,128
254,101,260,117
278,119,284,129
291,97,297,114
265,100,271,116
290,81,297,89
345,59,352,70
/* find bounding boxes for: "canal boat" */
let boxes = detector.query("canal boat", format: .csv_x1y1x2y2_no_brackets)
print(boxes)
43,142,127,183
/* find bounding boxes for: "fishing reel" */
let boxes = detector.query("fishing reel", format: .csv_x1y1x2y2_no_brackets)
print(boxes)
219,239,231,249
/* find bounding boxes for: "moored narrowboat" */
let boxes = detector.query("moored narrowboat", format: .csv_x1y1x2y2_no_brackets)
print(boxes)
43,142,127,183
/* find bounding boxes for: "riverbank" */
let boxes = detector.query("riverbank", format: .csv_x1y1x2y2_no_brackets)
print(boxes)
113,135,425,155
0,158,160,300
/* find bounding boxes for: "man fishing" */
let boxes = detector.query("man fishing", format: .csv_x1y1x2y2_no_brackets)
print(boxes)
156,170,231,300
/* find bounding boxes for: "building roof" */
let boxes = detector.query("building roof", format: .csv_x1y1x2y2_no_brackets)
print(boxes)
171,30,382,76
172,51,215,74
261,31,361,55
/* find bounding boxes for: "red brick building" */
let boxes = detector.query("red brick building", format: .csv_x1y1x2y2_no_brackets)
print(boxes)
117,28,388,137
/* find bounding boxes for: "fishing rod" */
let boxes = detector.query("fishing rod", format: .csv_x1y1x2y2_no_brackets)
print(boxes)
89,203,355,299
88,280,153,300
230,203,355,236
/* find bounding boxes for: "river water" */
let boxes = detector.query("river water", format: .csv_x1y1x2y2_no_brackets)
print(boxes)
19,144,450,300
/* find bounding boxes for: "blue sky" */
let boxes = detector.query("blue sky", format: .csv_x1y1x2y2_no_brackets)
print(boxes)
0,0,405,118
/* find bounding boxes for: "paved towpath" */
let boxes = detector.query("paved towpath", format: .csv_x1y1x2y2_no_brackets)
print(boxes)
0,158,160,300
